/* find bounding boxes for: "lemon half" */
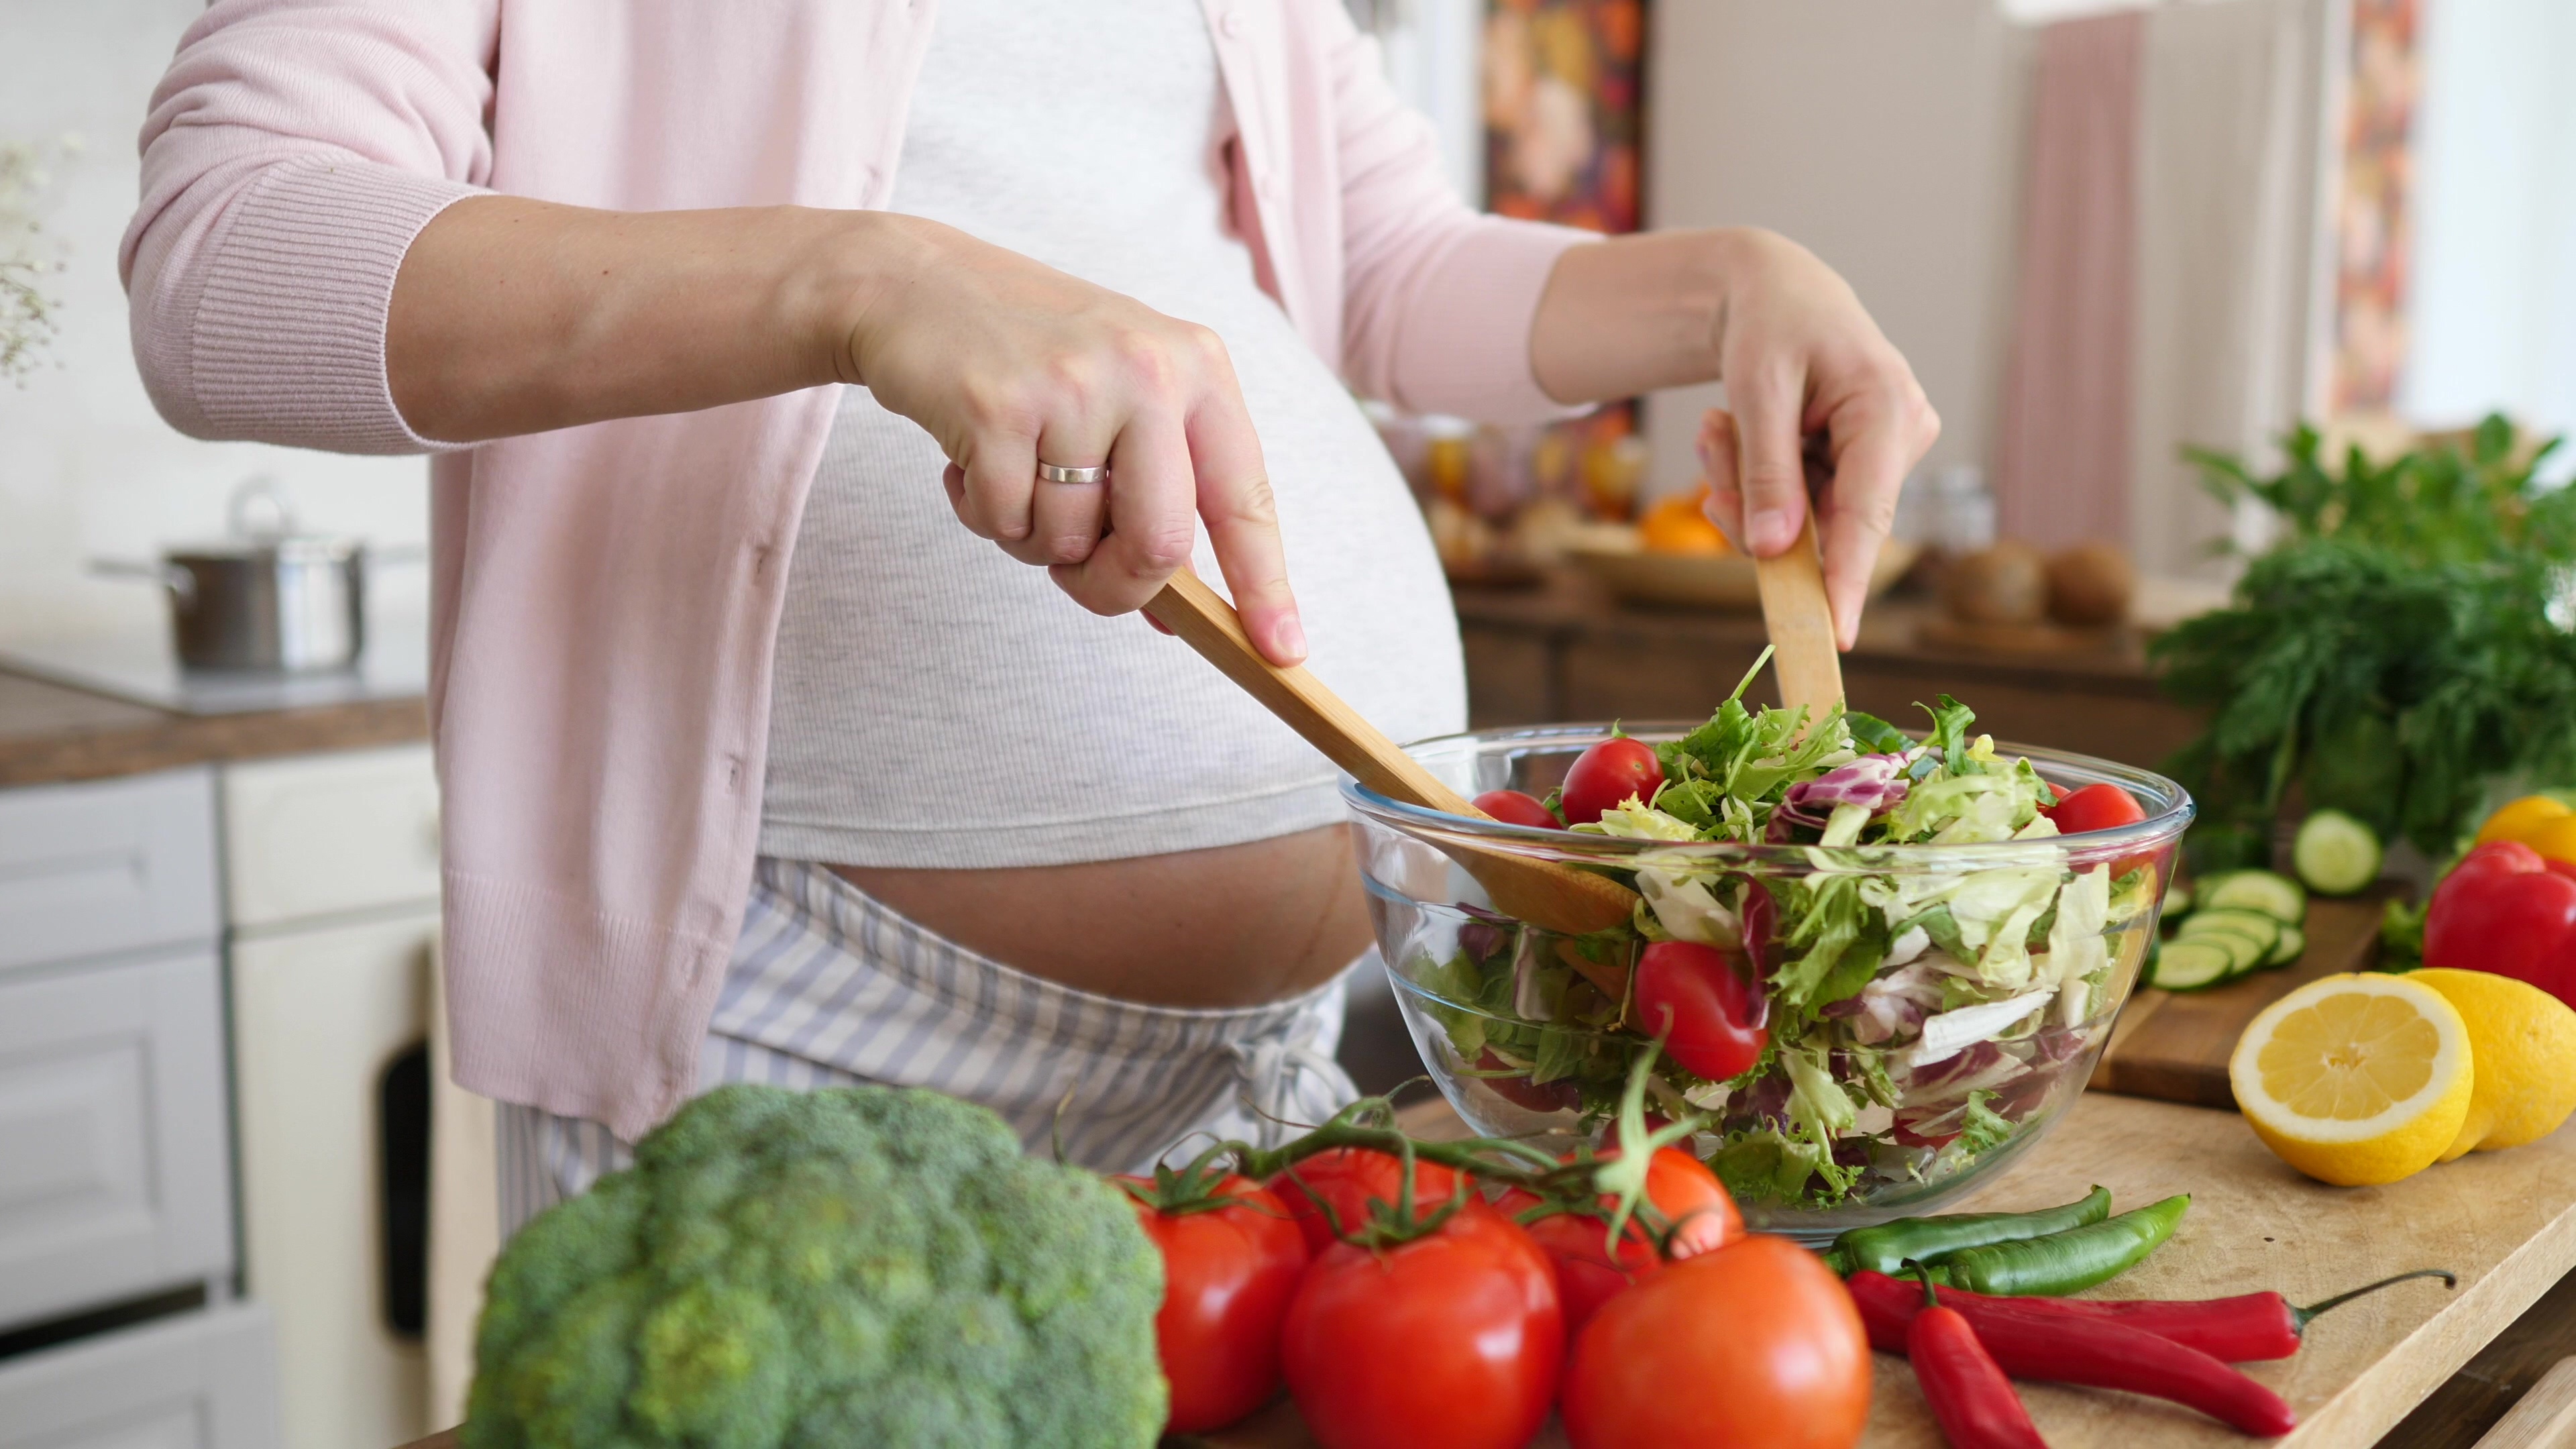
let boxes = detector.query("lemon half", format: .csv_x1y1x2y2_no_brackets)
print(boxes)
2230,973,2473,1187
2412,968,2576,1160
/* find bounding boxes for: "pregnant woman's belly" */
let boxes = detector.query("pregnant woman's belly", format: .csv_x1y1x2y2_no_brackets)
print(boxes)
830,823,1373,1007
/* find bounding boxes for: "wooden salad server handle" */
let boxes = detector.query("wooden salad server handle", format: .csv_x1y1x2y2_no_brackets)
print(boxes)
1144,570,1638,936
1754,513,1845,723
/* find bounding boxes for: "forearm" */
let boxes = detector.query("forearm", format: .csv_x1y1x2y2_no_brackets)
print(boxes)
386,197,910,443
1527,229,1739,405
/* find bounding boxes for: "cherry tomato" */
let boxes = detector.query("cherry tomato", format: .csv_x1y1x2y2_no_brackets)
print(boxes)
1559,737,1664,825
1563,1235,1872,1449
1116,1174,1311,1433
2043,781,2147,834
1633,941,1769,1083
1267,1148,1463,1256
1472,788,1562,828
1498,1147,1743,1338
1283,1203,1562,1449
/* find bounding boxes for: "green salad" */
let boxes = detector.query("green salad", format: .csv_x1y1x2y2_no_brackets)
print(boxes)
1408,665,2163,1211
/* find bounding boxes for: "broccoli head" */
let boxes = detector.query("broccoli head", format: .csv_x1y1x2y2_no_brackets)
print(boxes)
462,1083,1167,1449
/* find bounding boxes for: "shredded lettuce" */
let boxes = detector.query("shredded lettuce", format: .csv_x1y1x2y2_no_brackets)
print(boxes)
1407,684,2155,1212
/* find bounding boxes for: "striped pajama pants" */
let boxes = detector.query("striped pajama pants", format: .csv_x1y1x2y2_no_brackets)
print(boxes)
496,857,1359,1237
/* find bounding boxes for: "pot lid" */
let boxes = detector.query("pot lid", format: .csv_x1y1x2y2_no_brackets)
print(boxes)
164,476,365,561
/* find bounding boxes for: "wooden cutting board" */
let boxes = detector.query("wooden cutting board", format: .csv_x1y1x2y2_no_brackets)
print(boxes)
2088,892,2396,1109
1179,1094,2576,1449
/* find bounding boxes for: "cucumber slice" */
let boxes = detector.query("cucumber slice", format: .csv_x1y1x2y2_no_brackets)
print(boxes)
2182,908,2285,950
2294,810,2383,896
2182,926,2269,977
2200,870,2307,924
2265,923,2306,968
2163,879,2195,918
2151,940,2238,990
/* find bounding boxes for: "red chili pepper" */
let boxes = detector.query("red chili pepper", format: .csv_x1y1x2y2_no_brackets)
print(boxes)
1849,1273,2297,1436
2424,842,2576,1010
1881,1268,2455,1362
1902,1266,2047,1449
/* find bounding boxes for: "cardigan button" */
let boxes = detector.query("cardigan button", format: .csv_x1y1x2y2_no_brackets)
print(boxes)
1219,9,1244,37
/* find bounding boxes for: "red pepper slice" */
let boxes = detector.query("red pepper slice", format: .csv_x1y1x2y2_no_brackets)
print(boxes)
2424,842,2576,1010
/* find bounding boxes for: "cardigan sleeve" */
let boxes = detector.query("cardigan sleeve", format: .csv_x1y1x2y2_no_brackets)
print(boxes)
1315,3,1599,424
120,0,500,455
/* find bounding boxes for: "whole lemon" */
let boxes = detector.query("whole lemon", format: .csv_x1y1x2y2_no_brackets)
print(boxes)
2412,968,2576,1161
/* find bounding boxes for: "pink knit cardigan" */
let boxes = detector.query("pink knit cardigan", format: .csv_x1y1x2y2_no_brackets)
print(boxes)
123,0,1592,1140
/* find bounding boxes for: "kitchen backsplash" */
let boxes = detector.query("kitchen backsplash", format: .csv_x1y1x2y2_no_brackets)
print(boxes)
0,0,428,649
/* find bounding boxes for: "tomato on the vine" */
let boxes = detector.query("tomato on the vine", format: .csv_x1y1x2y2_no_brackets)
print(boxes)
2043,782,2146,834
1633,941,1768,1083
1267,1148,1462,1255
1282,1203,1563,1449
1559,736,1664,825
1116,1173,1311,1433
1499,1146,1743,1336
1472,788,1562,829
1563,1234,1871,1449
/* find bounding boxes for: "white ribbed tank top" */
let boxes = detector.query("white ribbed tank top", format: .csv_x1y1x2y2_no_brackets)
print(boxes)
759,0,1466,869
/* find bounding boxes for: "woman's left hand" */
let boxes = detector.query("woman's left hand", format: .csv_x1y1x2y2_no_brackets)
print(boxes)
1533,227,1938,649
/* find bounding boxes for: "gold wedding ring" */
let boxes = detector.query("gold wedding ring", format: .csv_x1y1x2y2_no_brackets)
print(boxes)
1036,462,1108,484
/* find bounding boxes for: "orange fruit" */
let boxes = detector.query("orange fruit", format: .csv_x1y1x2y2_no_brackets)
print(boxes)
1639,491,1731,556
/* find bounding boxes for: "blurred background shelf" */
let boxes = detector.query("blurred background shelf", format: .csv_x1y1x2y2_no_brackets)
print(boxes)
1453,572,2206,770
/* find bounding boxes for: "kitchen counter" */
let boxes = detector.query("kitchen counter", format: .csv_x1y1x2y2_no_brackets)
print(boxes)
394,1090,2576,1449
0,666,429,788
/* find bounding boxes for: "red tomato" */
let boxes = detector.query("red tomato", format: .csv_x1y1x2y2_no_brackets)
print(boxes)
1267,1149,1463,1256
1283,1203,1562,1449
2043,782,2147,834
1117,1175,1311,1433
1563,1235,1872,1449
1499,1147,1744,1338
1472,788,1562,829
1559,737,1664,825
1633,941,1769,1082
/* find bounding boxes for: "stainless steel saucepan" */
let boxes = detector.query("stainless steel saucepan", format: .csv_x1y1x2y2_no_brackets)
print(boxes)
93,476,420,673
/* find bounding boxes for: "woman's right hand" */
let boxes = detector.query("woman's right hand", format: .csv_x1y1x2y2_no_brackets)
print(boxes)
831,215,1305,665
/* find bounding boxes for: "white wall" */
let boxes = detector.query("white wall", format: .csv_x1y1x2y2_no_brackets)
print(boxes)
2402,0,2576,480
0,0,429,648
1638,0,2034,500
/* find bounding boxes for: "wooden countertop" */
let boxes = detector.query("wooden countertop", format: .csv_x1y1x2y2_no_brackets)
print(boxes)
1452,573,2170,692
0,667,429,788
395,1093,2576,1449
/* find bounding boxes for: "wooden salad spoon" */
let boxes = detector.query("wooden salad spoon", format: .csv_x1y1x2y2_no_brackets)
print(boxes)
1144,569,1640,936
1753,513,1846,723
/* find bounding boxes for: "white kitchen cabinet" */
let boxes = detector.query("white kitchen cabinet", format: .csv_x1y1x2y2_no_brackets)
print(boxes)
0,1304,280,1449
231,910,437,1449
222,743,439,931
0,950,233,1332
0,768,218,974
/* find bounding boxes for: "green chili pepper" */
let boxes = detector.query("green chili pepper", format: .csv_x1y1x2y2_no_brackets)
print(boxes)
1819,1185,2111,1277
1925,1193,2191,1296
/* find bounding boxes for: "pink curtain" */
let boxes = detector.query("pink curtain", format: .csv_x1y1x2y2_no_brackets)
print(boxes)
1992,11,2146,549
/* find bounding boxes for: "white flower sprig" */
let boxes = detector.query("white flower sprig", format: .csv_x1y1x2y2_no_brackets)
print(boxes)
0,133,80,385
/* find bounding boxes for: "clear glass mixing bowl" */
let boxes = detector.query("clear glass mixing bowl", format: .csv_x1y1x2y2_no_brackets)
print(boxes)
1341,724,2192,1240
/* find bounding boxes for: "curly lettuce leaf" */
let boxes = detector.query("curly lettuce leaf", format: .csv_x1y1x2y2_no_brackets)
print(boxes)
1705,1124,1863,1208
1957,1088,2017,1156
